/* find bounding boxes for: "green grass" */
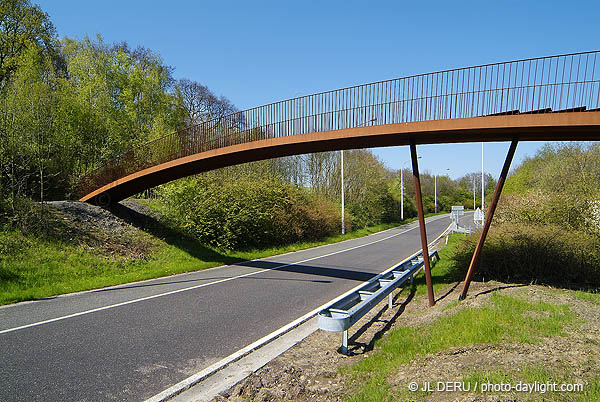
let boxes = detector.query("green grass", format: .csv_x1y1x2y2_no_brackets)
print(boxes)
0,211,446,305
342,235,576,402
0,229,238,304
571,289,600,303
410,232,466,298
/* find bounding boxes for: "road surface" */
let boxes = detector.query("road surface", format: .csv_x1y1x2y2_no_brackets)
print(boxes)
0,212,474,401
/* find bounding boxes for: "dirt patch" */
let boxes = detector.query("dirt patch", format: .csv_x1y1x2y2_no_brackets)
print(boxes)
45,200,158,260
209,280,600,402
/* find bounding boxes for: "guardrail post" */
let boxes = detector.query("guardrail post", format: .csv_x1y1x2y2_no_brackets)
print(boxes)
410,139,435,307
341,331,348,354
459,137,519,300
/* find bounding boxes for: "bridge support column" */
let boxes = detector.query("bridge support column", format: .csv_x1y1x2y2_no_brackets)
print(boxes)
459,137,519,300
410,139,435,307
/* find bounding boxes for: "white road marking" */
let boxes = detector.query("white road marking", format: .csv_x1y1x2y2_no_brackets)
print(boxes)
0,215,449,335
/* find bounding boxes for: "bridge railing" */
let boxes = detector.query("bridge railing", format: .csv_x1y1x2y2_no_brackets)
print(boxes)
78,51,600,199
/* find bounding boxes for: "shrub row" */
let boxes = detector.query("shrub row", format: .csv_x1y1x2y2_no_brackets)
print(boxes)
451,223,600,289
158,176,346,250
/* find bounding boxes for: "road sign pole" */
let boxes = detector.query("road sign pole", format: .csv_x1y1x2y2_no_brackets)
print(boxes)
401,169,404,221
410,139,435,307
460,138,518,300
341,150,345,235
481,142,485,221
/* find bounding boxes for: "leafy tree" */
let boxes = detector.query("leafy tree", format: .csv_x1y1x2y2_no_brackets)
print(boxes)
0,0,60,89
0,45,60,222
504,142,600,198
54,34,188,184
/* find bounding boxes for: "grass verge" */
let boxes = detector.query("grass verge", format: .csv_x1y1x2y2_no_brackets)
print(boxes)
0,210,446,305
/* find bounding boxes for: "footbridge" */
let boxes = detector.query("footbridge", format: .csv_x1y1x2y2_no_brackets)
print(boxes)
78,51,600,205
77,51,600,300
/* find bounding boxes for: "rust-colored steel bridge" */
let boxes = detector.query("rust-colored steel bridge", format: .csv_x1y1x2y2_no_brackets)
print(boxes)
78,51,600,301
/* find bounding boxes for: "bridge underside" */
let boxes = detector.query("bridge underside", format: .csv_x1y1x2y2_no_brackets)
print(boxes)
81,112,600,204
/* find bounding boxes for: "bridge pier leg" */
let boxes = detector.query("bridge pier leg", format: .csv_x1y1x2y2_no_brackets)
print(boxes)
410,139,435,307
459,137,519,300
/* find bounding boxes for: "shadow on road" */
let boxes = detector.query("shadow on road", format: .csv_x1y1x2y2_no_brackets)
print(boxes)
92,275,332,293
238,260,377,282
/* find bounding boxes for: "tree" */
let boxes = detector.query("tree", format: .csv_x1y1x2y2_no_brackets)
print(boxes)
504,142,600,198
174,78,237,126
0,0,60,90
0,45,59,218
60,35,184,171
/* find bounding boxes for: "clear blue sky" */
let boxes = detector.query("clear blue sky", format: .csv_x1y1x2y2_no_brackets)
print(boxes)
35,0,599,179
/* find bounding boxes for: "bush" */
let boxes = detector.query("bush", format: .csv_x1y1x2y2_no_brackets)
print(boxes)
158,176,344,250
451,223,600,289
494,191,598,235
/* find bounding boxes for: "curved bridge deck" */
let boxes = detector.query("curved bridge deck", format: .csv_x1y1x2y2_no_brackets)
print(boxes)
78,51,600,205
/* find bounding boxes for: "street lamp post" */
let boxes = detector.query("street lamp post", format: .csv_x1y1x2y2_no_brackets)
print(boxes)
341,150,345,234
401,157,420,221
434,168,450,213
473,174,476,209
481,142,485,217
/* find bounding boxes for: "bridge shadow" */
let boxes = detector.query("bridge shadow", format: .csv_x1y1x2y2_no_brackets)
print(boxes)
106,202,243,266
236,260,377,282
102,202,378,284
89,261,374,293
92,275,332,293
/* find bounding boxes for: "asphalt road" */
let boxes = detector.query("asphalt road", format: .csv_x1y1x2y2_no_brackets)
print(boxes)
0,212,474,401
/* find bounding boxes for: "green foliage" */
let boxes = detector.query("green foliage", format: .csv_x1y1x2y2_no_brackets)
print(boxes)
0,0,60,87
451,223,600,288
59,35,183,169
0,29,186,207
462,142,600,290
495,191,599,236
157,175,342,250
505,143,600,198
343,150,397,228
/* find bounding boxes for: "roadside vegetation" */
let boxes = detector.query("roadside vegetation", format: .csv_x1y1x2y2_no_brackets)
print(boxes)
452,143,600,291
0,197,442,305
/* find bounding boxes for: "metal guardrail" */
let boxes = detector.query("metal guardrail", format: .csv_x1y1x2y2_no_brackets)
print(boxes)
318,249,439,353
